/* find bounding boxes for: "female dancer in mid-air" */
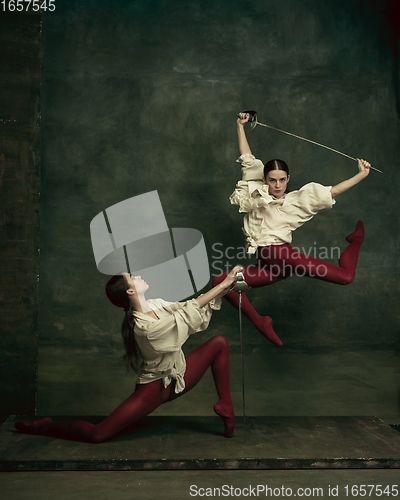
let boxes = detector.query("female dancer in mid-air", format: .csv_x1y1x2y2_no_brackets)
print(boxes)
15,268,242,442
213,112,371,347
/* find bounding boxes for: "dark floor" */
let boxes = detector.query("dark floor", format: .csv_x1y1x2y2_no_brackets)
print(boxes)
2,415,400,471
2,415,400,498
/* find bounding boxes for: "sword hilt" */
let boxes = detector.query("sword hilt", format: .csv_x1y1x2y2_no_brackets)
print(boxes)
237,110,258,130
230,271,251,293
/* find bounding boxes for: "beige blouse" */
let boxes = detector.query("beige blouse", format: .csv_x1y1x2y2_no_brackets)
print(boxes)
230,154,336,254
132,297,221,393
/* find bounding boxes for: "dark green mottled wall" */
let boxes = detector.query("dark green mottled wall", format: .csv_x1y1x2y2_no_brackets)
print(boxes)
0,11,41,422
38,0,400,418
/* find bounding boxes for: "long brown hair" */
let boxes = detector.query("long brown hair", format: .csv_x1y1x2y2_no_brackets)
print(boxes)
105,274,140,373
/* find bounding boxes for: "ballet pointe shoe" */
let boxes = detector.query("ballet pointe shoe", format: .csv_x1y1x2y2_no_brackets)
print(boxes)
346,220,364,244
15,417,53,434
213,401,235,438
255,316,283,347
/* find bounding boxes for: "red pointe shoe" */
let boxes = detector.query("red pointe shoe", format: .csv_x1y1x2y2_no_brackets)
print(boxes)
214,401,235,438
255,316,283,347
15,417,53,434
346,220,364,244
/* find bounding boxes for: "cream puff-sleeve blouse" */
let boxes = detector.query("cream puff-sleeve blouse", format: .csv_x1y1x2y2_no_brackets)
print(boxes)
132,297,221,393
229,154,336,254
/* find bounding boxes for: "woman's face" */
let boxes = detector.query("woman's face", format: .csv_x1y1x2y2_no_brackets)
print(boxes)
123,274,149,295
263,169,290,199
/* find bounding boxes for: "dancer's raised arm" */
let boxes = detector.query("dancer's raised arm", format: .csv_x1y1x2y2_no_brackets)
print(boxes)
330,159,370,198
237,113,252,156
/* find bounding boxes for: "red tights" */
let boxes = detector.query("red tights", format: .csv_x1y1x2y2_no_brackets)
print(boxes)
15,336,234,442
213,220,365,347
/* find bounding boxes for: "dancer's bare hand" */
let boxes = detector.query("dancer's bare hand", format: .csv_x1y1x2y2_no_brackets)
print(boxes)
357,159,371,178
237,112,250,126
220,266,243,293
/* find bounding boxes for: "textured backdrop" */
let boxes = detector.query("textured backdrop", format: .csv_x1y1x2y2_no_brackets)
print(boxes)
37,0,400,419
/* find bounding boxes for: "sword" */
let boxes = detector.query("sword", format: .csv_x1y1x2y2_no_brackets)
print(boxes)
238,110,383,173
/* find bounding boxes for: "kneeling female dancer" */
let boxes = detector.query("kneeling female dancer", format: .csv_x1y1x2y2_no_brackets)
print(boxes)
15,268,241,442
213,112,371,347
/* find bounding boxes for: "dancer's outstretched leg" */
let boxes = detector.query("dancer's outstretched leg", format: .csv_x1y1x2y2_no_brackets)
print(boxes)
212,221,364,345
171,335,235,437
15,380,171,443
15,336,235,442
213,270,286,347
263,221,365,285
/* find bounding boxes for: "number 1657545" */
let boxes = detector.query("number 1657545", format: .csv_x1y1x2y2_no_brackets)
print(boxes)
1,0,55,11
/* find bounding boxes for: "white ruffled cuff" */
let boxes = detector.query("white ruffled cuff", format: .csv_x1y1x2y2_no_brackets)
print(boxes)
236,154,264,181
209,297,222,311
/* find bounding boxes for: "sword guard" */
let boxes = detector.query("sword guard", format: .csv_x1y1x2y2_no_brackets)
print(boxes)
230,271,251,293
237,110,258,130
